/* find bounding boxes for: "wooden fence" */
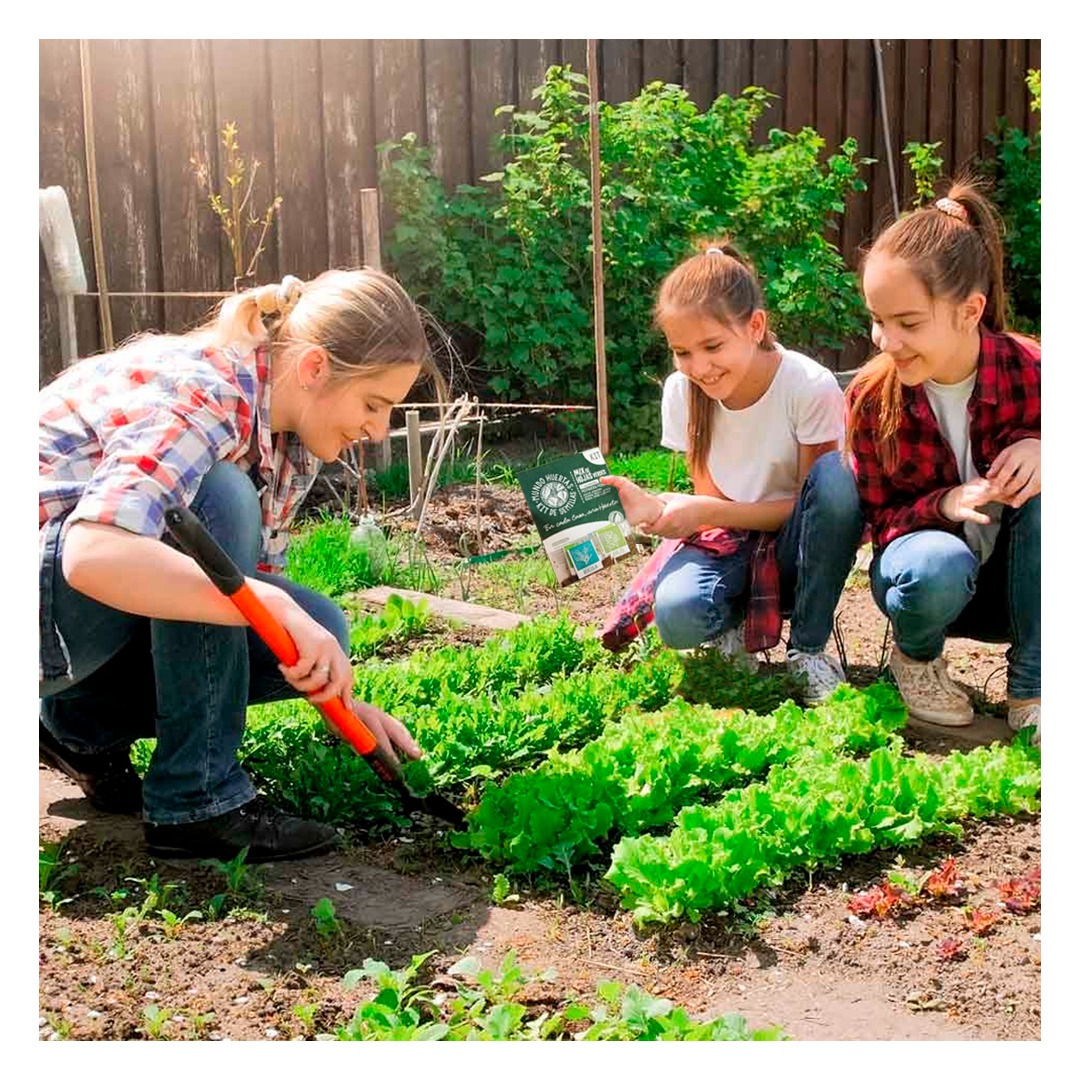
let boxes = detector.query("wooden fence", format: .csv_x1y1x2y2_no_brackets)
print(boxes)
39,38,1041,384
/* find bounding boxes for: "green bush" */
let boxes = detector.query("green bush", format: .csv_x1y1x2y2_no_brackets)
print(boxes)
984,69,1040,332
380,68,870,450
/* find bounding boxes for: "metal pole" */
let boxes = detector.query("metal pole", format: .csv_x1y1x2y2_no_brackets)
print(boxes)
586,40,610,456
406,409,423,519
873,40,902,221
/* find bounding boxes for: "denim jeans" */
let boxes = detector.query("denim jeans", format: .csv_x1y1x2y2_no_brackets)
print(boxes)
652,451,863,652
868,494,1040,700
39,462,349,825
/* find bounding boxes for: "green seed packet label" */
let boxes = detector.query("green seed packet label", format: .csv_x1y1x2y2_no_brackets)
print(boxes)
515,448,637,587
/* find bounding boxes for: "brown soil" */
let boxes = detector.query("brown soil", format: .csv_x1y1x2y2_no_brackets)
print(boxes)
39,482,1039,1042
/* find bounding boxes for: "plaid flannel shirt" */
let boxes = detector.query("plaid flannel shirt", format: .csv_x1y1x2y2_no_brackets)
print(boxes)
600,528,781,653
847,327,1040,552
39,340,321,576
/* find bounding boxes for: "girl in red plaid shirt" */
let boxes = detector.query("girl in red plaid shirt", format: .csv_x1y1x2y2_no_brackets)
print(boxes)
39,270,444,859
846,181,1040,744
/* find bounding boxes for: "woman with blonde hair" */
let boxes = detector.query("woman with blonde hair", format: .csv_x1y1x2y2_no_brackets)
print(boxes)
39,269,442,859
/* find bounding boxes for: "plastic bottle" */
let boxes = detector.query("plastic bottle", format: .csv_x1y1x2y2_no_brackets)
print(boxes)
349,513,389,579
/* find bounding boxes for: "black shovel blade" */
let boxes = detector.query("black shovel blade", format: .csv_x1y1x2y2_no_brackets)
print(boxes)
404,790,466,829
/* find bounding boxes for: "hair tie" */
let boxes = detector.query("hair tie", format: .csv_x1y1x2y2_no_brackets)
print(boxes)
254,275,304,320
705,247,723,256
934,197,968,223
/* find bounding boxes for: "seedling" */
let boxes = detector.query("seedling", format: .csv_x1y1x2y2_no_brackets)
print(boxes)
39,839,78,909
997,865,1040,913
963,906,1001,937
156,908,204,939
937,937,967,962
202,846,258,897
292,1001,319,1036
142,1003,173,1040
310,897,343,939
491,874,520,906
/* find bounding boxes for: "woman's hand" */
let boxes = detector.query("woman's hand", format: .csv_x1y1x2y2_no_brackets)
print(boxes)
986,438,1040,508
940,477,1007,525
598,475,665,528
252,581,355,704
641,493,710,539
323,698,423,766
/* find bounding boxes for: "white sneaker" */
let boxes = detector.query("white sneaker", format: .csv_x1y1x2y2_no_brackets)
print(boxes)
701,624,758,671
888,645,974,727
1007,701,1041,747
787,648,846,705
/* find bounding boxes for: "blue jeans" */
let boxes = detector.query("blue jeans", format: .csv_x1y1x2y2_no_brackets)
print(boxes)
39,462,349,825
868,494,1040,700
652,451,862,652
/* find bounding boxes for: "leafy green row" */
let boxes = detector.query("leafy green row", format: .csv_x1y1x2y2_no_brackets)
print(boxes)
350,614,614,709
237,647,683,826
455,683,907,875
607,739,1042,926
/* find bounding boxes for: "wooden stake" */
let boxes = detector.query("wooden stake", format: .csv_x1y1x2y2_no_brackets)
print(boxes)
79,40,114,352
586,40,610,456
406,409,423,518
361,186,393,472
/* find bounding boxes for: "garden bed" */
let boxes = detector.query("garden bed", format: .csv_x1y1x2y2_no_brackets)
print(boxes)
39,475,1038,1042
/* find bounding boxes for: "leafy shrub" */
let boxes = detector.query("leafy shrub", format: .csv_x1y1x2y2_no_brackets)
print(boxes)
380,68,870,449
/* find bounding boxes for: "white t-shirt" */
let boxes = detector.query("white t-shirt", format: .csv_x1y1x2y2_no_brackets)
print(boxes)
660,344,845,503
923,372,1001,564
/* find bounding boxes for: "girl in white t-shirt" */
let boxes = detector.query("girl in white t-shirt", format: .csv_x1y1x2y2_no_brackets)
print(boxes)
601,239,862,703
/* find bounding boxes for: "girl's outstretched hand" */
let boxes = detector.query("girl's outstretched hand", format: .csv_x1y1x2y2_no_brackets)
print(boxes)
986,438,1040,508
599,474,665,528
322,699,423,767
940,477,1007,525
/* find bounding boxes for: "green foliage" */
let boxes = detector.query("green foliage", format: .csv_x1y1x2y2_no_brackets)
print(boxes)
458,684,907,876
984,73,1041,330
285,514,442,598
902,141,944,206
40,838,78,911
311,897,344,938
349,594,430,660
380,69,870,449
607,739,1041,926
331,949,785,1040
676,649,808,713
608,449,691,493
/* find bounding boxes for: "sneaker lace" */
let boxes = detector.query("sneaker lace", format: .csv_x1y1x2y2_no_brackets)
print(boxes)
791,650,845,695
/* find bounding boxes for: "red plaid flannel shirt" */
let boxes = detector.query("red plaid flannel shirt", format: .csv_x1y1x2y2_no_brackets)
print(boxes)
847,327,1040,552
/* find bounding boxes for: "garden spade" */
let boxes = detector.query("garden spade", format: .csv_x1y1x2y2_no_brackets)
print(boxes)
163,503,465,829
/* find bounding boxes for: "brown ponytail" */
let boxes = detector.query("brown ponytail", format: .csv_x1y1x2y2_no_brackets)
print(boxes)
654,237,776,479
846,176,1009,470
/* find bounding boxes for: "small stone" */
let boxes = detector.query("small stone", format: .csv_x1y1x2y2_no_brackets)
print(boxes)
38,1017,47,1028
234,958,247,967
145,991,160,1000
334,883,353,892
265,1028,280,1039
234,996,249,1005
209,1032,224,1041
87,1009,102,1019
847,915,866,929
282,910,290,915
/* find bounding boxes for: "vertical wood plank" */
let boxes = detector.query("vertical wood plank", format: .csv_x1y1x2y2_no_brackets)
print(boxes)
211,39,279,286
269,40,328,280
641,39,681,87
471,40,516,176
1004,40,1029,132
840,41,875,372
516,39,561,106
39,38,100,374
953,39,982,173
600,39,642,104
900,39,930,208
716,39,752,99
815,39,845,150
561,39,588,77
843,42,874,260
928,39,955,176
682,39,717,109
980,39,1005,148
372,39,426,238
87,39,164,345
321,39,376,270
750,40,786,136
148,40,220,332
785,39,815,133
425,39,471,190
